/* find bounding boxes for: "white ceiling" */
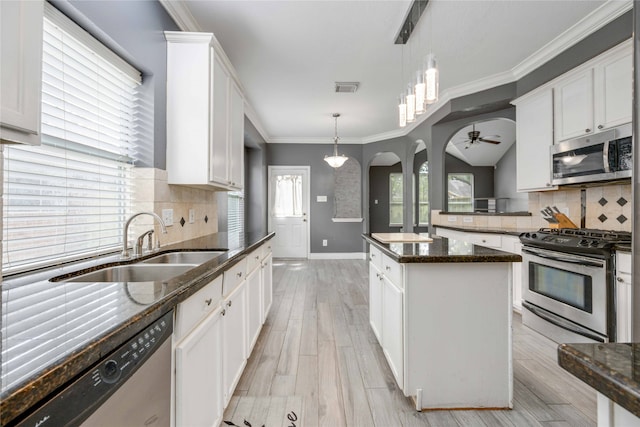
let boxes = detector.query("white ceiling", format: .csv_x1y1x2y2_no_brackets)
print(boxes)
166,0,629,143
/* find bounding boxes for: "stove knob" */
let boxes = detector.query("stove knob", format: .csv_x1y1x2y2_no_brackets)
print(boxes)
523,233,531,238
590,240,599,247
578,239,589,246
531,233,537,239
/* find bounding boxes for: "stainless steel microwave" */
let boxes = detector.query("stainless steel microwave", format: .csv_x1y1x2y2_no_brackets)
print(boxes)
551,123,632,186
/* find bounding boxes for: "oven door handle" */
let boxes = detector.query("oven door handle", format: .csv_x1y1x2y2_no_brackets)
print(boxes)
522,301,606,343
522,248,604,268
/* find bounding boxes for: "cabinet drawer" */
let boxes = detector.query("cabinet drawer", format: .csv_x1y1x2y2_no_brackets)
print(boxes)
382,253,403,289
469,233,502,249
617,252,631,275
246,248,262,274
223,258,247,296
369,245,383,269
261,241,272,260
175,275,223,339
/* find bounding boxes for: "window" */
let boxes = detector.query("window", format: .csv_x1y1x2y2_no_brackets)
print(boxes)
418,162,429,225
447,173,474,212
227,191,245,248
2,5,141,274
273,174,303,218
389,173,403,226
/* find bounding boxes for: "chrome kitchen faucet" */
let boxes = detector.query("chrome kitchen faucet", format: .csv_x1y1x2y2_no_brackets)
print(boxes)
122,212,168,258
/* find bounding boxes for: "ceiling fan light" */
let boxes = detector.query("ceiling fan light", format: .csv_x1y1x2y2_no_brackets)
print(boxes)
406,85,416,123
415,70,426,115
398,95,407,128
425,53,439,104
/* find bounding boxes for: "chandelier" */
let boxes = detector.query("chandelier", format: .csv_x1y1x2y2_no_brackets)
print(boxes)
324,113,348,168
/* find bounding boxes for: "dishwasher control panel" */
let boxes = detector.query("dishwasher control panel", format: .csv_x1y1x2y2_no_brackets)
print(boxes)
13,311,173,427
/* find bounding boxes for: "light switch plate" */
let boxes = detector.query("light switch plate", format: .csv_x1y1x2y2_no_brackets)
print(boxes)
162,209,174,226
188,209,195,224
317,195,327,202
322,239,328,246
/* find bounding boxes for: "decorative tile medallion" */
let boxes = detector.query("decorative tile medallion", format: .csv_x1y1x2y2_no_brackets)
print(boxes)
180,217,185,227
598,197,608,206
598,214,608,223
204,215,209,223
617,215,628,224
617,197,628,207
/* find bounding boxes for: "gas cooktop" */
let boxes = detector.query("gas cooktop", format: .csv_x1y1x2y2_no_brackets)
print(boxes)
520,228,631,256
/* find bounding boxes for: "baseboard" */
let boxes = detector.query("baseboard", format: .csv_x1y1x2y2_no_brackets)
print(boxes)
307,252,366,260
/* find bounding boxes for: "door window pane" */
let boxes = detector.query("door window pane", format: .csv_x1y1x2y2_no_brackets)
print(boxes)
273,174,302,217
447,173,473,212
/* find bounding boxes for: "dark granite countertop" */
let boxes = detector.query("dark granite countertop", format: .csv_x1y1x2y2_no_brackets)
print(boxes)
1,231,274,426
615,244,632,253
363,234,522,263
438,211,532,217
434,224,536,237
558,342,640,418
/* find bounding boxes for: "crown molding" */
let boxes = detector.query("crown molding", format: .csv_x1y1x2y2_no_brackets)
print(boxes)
269,137,365,145
159,0,201,32
164,31,212,44
511,0,632,79
243,103,271,143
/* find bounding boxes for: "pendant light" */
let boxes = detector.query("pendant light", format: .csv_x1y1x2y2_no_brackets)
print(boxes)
324,113,348,168
406,84,416,123
398,94,407,127
415,69,426,115
425,52,439,104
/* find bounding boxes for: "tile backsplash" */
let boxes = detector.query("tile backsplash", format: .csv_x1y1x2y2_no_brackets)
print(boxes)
131,168,218,246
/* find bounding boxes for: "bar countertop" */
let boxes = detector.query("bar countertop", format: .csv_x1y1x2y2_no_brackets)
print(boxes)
1,231,274,426
363,234,522,264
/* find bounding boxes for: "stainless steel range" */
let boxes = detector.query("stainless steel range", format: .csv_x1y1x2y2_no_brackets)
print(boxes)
520,228,631,344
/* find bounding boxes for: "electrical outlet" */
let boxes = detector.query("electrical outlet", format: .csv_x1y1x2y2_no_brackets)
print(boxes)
188,209,195,224
448,216,457,222
322,239,328,247
162,208,174,226
463,217,473,223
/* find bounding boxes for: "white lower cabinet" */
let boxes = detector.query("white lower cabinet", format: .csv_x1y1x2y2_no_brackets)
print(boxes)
175,305,224,427
368,262,383,341
173,241,273,426
246,263,262,353
382,275,404,389
222,278,247,405
598,392,640,427
261,253,273,322
616,252,632,342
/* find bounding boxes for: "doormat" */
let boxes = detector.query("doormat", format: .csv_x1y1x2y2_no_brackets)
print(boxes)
224,410,298,427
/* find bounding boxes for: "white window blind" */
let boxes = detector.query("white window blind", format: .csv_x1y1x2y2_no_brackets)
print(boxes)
2,5,141,274
227,191,245,249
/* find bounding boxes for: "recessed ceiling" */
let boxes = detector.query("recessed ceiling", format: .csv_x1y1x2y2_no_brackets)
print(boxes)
171,0,623,143
446,119,516,167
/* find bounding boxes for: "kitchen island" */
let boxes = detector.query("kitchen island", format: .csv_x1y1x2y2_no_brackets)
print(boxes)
1,231,274,426
363,233,522,411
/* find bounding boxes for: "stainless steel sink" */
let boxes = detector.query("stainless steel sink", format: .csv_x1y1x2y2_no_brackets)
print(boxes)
141,251,225,265
65,264,198,283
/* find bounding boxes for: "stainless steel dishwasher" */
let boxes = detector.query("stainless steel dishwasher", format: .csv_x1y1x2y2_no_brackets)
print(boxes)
15,310,173,427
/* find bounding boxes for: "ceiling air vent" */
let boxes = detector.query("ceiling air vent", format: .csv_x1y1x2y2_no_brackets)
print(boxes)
335,82,359,93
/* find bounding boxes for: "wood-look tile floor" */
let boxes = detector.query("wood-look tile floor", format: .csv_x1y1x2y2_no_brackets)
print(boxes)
223,259,596,427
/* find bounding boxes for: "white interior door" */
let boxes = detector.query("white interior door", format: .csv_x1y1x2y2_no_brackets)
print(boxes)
268,166,309,259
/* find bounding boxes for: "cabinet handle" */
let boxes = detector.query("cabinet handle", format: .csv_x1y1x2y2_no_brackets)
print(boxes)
227,300,232,307
205,298,212,306
617,277,624,282
597,125,603,130
221,309,226,316
546,183,551,187
385,266,391,271
256,255,260,260
482,239,487,243
585,128,591,133
237,272,242,278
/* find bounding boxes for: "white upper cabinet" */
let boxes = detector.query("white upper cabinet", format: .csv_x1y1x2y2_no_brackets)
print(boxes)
554,40,631,143
512,88,556,192
0,0,43,145
165,31,244,191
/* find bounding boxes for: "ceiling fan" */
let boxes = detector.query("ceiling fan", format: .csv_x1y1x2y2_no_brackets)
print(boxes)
454,124,502,149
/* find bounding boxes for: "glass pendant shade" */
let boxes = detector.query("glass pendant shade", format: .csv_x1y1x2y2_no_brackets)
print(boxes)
425,53,439,104
415,70,426,115
406,85,416,123
398,95,407,127
324,113,348,168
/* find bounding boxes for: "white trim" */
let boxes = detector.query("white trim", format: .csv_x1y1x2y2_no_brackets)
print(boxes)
308,252,366,260
331,218,363,223
158,0,201,32
512,0,632,79
269,136,365,145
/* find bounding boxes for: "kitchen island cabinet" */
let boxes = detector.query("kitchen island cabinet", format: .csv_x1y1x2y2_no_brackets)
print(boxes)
363,234,521,411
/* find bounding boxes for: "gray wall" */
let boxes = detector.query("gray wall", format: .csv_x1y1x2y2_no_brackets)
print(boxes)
58,0,179,169
369,163,403,233
267,144,365,253
245,144,268,234
494,144,528,212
